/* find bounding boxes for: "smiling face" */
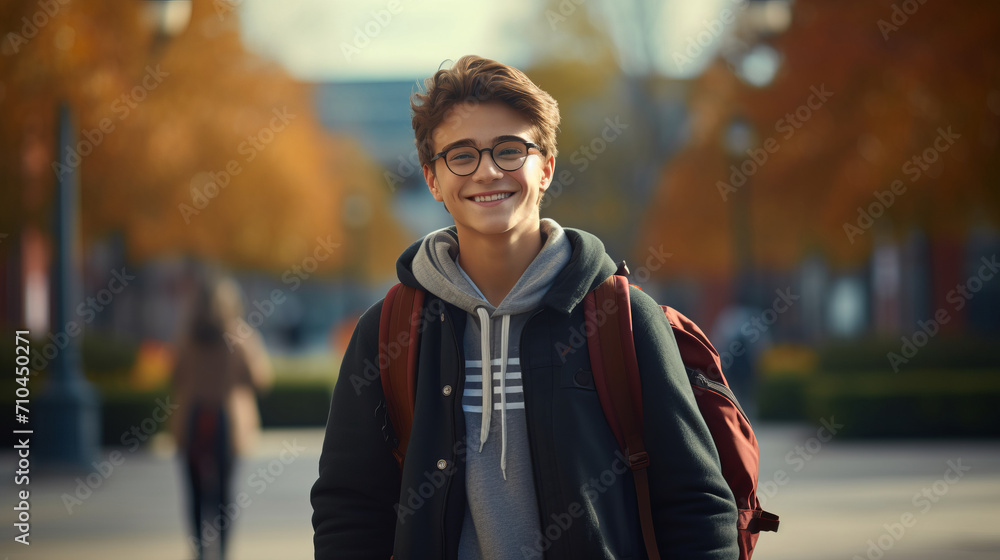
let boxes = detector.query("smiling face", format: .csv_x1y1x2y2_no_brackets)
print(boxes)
422,101,555,240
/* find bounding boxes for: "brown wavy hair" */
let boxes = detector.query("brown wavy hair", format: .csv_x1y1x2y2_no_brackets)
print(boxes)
411,55,561,170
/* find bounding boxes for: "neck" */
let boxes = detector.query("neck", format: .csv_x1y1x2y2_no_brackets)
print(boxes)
455,221,544,308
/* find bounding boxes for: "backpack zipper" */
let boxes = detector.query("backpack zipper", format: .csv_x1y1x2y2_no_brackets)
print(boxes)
688,368,751,425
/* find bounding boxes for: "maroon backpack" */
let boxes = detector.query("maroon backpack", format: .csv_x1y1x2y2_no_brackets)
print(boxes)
378,269,778,559
583,272,778,559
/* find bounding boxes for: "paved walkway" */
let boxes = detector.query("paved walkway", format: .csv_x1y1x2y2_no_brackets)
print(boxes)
1,429,324,560
1,425,998,559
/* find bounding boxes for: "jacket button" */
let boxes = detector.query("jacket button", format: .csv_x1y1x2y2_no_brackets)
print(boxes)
436,459,448,470
442,385,453,396
440,313,446,322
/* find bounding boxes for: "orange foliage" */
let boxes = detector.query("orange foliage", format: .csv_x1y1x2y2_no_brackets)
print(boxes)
641,0,1000,277
1,0,409,276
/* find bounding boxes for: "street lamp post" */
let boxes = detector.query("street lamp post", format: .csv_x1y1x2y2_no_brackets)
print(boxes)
34,1,192,467
34,103,101,467
723,116,757,307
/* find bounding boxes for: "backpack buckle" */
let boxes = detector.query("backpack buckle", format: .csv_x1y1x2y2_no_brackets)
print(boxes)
628,450,649,470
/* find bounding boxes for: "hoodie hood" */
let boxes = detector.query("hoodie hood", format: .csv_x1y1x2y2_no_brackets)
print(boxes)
411,218,573,317
396,219,618,317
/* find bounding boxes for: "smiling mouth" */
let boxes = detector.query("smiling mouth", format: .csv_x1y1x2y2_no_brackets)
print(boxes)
471,192,514,203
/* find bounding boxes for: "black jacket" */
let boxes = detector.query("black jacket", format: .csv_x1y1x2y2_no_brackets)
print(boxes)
311,228,738,559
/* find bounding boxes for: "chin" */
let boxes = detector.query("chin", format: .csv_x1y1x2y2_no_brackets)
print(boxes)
468,214,539,237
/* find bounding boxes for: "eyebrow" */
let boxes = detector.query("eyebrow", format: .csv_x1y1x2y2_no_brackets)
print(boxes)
438,135,531,154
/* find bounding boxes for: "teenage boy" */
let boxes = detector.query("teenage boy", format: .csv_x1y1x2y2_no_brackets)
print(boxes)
311,55,738,559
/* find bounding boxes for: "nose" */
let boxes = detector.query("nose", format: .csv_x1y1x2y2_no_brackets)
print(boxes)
471,148,504,183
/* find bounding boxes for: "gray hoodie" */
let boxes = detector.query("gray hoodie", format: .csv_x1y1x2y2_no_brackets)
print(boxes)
411,218,572,560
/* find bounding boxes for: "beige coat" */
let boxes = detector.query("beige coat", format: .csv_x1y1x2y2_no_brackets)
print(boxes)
171,321,272,456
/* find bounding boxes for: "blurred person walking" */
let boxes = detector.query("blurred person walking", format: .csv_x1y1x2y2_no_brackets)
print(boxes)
172,273,272,560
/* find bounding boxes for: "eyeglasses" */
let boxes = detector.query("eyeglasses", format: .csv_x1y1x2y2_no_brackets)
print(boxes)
430,139,541,177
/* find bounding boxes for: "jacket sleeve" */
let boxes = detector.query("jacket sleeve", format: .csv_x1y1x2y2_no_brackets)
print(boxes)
311,300,401,559
629,287,739,559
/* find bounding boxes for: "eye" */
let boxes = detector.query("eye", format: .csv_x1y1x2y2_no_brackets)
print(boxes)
448,147,477,162
494,141,526,160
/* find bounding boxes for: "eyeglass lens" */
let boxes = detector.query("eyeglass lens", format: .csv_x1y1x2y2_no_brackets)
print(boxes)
445,140,530,176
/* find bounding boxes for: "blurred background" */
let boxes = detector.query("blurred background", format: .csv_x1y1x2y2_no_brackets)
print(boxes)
1,0,998,558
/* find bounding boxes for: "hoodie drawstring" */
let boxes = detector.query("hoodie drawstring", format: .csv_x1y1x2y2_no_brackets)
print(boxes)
498,313,510,480
476,307,492,452
475,307,512,480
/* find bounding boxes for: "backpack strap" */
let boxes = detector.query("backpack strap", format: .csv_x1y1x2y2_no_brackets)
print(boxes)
588,270,779,559
585,274,661,560
379,283,424,472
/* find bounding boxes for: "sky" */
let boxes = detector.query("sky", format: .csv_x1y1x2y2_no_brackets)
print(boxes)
239,0,537,82
236,0,731,82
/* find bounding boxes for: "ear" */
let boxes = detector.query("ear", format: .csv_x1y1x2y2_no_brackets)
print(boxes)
423,163,443,201
538,154,555,194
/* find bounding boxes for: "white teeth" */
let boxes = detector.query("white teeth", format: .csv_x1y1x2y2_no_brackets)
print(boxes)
473,192,513,203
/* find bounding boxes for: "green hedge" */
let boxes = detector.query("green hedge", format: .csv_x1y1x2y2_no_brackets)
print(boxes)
97,383,334,447
258,383,333,428
759,370,1000,438
758,376,808,421
0,382,335,448
98,383,334,446
817,336,998,372
100,390,170,447
80,331,140,375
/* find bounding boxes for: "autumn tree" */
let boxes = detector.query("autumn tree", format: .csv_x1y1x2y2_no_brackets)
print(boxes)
1,0,408,276
640,0,1000,278
524,0,684,259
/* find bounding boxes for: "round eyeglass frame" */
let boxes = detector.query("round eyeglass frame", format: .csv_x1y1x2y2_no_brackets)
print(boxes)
430,140,541,177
